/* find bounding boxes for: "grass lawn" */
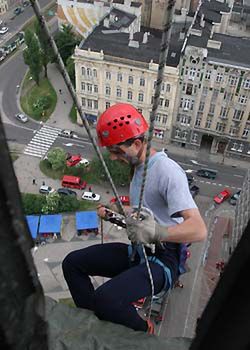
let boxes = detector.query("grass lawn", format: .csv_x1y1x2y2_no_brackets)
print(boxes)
20,77,57,121
69,104,77,123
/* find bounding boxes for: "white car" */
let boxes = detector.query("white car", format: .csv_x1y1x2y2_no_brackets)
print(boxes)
15,113,28,123
59,129,74,138
76,158,89,167
39,185,55,195
82,191,100,201
0,27,8,35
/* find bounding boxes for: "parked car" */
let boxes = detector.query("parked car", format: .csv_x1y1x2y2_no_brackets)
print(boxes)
213,188,231,205
14,7,24,15
190,185,200,198
0,27,8,35
82,191,100,201
110,195,130,206
196,168,218,180
39,185,55,195
186,173,194,186
230,190,241,206
15,113,28,123
66,154,82,167
76,158,90,167
59,129,74,138
57,188,77,196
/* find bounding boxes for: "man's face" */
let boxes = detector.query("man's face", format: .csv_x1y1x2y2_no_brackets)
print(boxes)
106,140,140,164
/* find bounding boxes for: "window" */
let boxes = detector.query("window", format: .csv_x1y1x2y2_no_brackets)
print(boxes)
238,143,244,152
94,85,98,93
128,91,133,100
153,81,157,89
81,82,85,91
229,75,238,86
216,122,226,132
195,118,201,127
202,87,208,96
93,69,97,78
117,73,122,82
117,88,122,98
192,133,198,143
94,100,98,109
140,77,145,87
233,109,244,121
87,99,92,109
128,76,133,84
229,125,238,136
212,89,219,99
182,131,188,140
186,83,193,95
175,129,181,138
138,92,144,102
243,78,250,89
220,107,228,119
238,95,248,104
87,68,92,77
182,83,186,92
177,114,191,125
160,98,164,106
106,102,110,109
205,119,212,129
209,104,215,115
242,128,249,138
223,91,232,101
231,142,238,151
165,99,169,107
205,70,211,80
105,86,111,96
166,84,171,92
189,67,196,79
162,115,168,124
151,96,154,104
199,101,205,112
216,72,223,83
87,83,92,93
106,71,111,80
81,67,86,76
81,97,86,107
155,114,161,123
161,83,165,91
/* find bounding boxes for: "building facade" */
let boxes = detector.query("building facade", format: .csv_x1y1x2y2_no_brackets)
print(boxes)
74,47,178,141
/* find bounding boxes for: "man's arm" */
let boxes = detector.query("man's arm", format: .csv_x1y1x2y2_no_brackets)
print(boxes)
159,208,207,243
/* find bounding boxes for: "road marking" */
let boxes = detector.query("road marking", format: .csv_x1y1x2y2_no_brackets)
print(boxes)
234,175,243,178
212,183,217,185
205,181,211,184
218,184,222,186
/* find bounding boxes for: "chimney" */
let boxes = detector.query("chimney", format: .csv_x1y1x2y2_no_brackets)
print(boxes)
104,18,110,28
210,24,214,38
129,31,134,40
142,32,148,44
200,13,205,28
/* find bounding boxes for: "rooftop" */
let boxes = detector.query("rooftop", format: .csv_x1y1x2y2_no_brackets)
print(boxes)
80,23,185,67
107,8,136,29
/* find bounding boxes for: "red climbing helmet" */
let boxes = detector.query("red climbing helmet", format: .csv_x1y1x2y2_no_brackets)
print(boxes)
96,103,148,147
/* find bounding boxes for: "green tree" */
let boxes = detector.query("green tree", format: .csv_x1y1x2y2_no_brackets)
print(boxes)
22,193,46,214
23,29,43,85
66,57,75,86
54,24,81,64
42,192,60,214
35,21,53,78
47,147,66,171
58,195,80,212
91,152,130,186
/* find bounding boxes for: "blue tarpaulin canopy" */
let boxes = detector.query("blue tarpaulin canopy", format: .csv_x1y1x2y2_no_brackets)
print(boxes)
39,214,62,234
26,215,39,239
76,211,98,230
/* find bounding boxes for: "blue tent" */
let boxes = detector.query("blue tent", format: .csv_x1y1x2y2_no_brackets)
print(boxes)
76,211,98,230
26,215,39,239
39,214,62,234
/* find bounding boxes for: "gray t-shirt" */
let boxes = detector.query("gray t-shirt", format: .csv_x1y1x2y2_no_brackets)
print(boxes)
129,151,197,280
130,151,197,226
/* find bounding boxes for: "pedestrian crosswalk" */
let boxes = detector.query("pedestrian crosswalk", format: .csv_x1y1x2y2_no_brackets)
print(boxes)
24,125,62,158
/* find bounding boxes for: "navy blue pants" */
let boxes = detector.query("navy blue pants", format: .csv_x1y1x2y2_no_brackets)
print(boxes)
62,242,166,331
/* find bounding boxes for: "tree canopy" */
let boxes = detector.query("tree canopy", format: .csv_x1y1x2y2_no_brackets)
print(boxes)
47,147,66,171
54,24,81,64
35,21,53,78
23,29,43,85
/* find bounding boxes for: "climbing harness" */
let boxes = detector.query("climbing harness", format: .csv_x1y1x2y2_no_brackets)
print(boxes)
29,0,178,325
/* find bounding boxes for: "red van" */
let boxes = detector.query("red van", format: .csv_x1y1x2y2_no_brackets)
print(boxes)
61,175,87,190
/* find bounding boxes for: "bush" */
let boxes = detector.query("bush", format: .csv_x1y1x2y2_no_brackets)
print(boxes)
58,195,80,212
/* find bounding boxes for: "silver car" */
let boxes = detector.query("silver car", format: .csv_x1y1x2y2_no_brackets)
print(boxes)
15,113,28,123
